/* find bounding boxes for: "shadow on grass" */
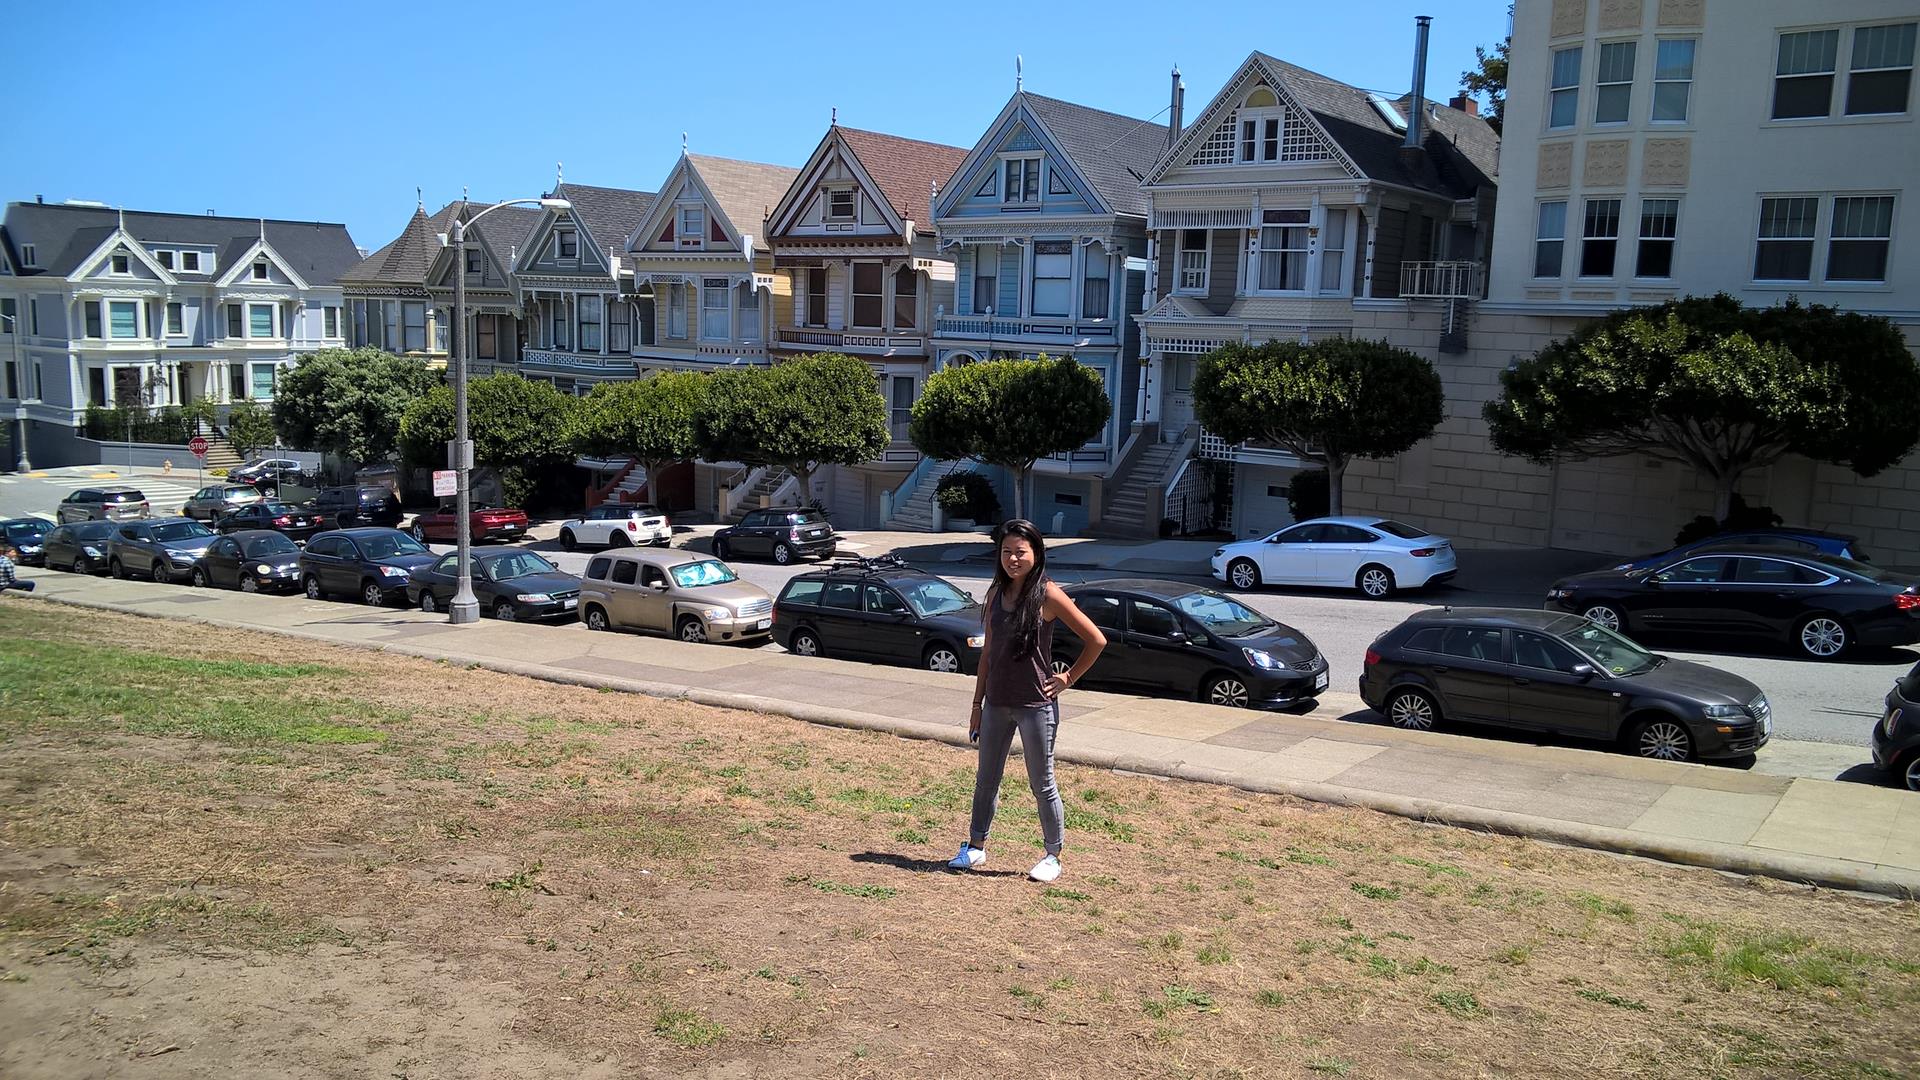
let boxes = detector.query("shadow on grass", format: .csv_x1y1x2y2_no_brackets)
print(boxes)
851,851,1024,877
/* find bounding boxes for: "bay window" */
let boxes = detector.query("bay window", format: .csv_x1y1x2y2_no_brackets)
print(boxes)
578,295,603,351
1030,241,1071,317
84,301,103,338
1177,229,1207,292
805,268,828,327
227,304,244,339
609,301,632,352
1257,209,1310,291
668,284,688,339
893,266,917,329
1320,208,1350,291
477,315,498,360
701,279,731,340
400,302,424,351
851,263,884,328
550,300,570,349
109,301,140,339
1082,252,1111,318
971,248,997,314
738,284,761,341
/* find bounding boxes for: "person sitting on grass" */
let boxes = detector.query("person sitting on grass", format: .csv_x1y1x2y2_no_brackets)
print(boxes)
0,543,33,593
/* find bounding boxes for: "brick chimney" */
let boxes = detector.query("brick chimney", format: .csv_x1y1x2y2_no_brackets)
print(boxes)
1450,93,1479,116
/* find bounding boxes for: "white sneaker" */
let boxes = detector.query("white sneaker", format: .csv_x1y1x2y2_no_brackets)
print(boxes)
947,844,986,870
1028,855,1062,883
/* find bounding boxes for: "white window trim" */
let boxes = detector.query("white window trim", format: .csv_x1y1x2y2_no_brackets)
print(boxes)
1236,107,1286,163
1027,240,1073,319
1548,45,1582,131
19,245,35,268
165,301,184,336
323,305,340,339
553,227,579,262
1749,191,1900,287
1632,197,1682,281
1534,199,1569,280
251,260,270,282
106,299,142,340
1247,208,1316,296
109,251,132,276
1651,37,1697,124
1771,26,1842,122
1577,197,1625,279
849,261,885,330
1845,21,1917,117
824,185,858,222
1826,193,1898,283
1318,208,1354,296
179,250,202,273
738,282,762,342
247,302,277,339
1592,39,1637,126
699,279,731,342
998,155,1041,208
1174,230,1211,295
677,206,706,251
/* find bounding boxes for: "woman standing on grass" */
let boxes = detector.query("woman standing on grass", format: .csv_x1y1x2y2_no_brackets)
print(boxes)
949,519,1106,883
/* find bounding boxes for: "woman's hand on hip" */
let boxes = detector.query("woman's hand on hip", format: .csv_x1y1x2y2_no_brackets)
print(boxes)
1042,673,1070,699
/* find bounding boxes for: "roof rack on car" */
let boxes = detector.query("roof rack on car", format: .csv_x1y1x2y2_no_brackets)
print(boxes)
823,553,908,574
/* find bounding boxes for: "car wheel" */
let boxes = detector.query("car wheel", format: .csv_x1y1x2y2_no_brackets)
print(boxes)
1631,717,1694,762
713,539,730,561
1227,558,1261,591
190,566,209,588
611,531,631,548
1356,564,1395,599
1902,750,1920,793
361,581,387,607
925,644,962,673
109,557,125,579
1583,604,1624,633
411,523,428,542
1203,675,1251,708
772,542,794,566
584,605,610,632
1796,615,1848,659
152,561,172,584
1050,657,1073,677
677,616,708,644
559,529,577,552
419,590,436,614
72,555,92,575
789,628,821,657
240,574,260,594
304,575,324,600
493,600,516,622
1385,688,1440,731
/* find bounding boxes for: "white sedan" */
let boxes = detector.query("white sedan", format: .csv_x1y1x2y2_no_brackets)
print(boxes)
1209,516,1458,599
557,504,673,550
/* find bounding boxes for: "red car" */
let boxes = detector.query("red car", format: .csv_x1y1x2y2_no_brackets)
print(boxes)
409,504,529,544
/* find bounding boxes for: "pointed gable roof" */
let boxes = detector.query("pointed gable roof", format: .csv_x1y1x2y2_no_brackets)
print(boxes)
835,128,970,226
684,154,800,241
340,205,438,286
1012,93,1165,218
0,202,359,283
550,182,657,265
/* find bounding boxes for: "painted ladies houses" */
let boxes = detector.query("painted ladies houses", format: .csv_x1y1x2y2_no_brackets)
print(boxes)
763,123,970,528
1136,34,1500,539
912,88,1165,535
0,199,359,468
512,181,658,395
423,200,542,377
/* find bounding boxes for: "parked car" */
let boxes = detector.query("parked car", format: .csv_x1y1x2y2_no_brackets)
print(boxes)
43,521,117,574
1360,607,1770,762
558,503,671,550
214,501,324,542
57,486,150,523
193,530,303,592
407,548,581,622
298,527,437,606
181,483,265,522
1546,547,1920,660
712,507,837,565
410,502,529,544
1053,579,1328,709
1,518,51,566
307,486,403,529
579,549,773,644
1872,662,1920,791
1210,516,1457,599
106,517,218,582
775,555,985,672
229,457,304,487
1609,527,1869,571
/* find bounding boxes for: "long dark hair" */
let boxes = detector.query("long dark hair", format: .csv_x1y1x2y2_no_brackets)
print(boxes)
988,518,1049,658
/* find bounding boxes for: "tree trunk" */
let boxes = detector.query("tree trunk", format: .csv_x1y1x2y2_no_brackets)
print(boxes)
1711,470,1739,524
794,465,815,509
1326,458,1347,516
1012,465,1029,522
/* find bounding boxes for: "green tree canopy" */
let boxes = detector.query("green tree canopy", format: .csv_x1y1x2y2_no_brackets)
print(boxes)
565,372,709,493
1193,338,1444,515
272,348,436,466
909,356,1110,520
223,398,277,459
1485,295,1920,520
697,353,889,505
399,373,579,507
1459,15,1510,133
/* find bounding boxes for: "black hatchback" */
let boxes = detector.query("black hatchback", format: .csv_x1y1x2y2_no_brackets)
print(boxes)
1547,546,1920,660
1054,579,1328,709
194,530,304,593
308,486,403,529
1360,608,1770,762
215,501,323,542
297,527,436,606
1,518,50,565
1872,662,1920,791
774,556,984,673
712,507,837,565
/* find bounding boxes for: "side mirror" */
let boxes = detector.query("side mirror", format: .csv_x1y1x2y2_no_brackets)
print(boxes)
1571,663,1596,680
1647,574,1668,587
650,582,670,592
1166,630,1190,645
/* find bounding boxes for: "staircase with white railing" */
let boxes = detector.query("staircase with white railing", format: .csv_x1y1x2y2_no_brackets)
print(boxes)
722,466,793,523
1093,436,1192,538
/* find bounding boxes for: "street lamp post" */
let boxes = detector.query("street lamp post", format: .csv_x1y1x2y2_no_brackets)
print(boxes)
1,313,27,472
444,195,571,625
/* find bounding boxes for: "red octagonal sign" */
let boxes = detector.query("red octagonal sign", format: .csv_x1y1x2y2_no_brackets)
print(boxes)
188,436,209,458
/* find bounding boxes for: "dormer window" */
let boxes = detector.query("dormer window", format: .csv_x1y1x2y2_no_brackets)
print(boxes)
465,248,482,274
19,245,35,268
252,261,269,281
678,207,706,250
555,229,578,260
1001,158,1040,205
155,250,174,270
180,251,200,272
1238,87,1283,163
111,253,130,274
827,189,856,221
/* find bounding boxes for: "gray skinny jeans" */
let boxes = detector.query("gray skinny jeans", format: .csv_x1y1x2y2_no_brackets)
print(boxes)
969,701,1065,856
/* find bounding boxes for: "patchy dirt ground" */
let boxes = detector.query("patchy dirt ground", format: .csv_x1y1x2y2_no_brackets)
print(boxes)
1,601,1916,1079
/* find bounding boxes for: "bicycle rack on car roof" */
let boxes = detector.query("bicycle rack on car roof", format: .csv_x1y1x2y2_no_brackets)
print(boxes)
821,553,911,576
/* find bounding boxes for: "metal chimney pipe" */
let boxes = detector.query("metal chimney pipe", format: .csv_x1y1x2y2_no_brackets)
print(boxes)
1169,66,1185,148
1404,15,1431,150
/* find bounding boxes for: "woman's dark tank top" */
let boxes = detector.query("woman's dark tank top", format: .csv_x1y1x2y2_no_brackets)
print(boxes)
984,582,1054,708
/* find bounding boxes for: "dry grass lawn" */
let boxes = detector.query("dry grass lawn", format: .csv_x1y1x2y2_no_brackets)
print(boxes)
0,601,1916,1079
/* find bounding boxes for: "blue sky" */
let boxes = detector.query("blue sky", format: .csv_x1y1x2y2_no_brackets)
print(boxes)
7,1,1508,254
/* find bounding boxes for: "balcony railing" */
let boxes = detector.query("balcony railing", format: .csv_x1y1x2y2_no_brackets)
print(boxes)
1398,261,1485,300
521,348,640,376
933,315,1119,342
777,326,927,355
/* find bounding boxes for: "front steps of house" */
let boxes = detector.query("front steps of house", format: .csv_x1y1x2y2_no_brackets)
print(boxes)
884,466,947,532
723,466,792,523
1093,437,1191,538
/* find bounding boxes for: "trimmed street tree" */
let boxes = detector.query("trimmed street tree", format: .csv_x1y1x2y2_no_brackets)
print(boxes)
399,373,578,508
1484,295,1920,521
273,347,436,467
909,356,1110,520
566,372,710,500
1193,339,1444,516
223,399,277,459
696,353,889,507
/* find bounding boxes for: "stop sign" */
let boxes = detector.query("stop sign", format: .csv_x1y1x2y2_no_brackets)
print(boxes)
188,436,208,459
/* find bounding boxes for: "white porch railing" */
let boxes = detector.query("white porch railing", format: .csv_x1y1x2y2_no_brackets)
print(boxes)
776,327,927,355
1398,261,1485,300
933,315,1118,342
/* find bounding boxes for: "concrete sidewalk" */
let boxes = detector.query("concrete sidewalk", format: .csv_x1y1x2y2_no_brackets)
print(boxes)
19,568,1919,898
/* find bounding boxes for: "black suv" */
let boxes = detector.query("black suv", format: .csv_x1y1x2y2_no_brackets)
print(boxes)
308,486,403,529
297,527,436,606
1055,579,1329,710
713,507,837,565
1360,607,1770,762
774,556,984,673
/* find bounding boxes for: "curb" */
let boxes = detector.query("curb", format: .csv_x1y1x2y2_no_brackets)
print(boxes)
23,591,1920,901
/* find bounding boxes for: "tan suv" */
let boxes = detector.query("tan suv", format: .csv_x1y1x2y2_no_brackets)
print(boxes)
579,549,774,644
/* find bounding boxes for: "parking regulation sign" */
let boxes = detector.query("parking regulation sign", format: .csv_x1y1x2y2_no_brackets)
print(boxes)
432,469,457,497
187,436,209,459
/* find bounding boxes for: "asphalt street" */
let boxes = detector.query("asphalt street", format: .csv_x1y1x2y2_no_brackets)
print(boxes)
2,466,1904,757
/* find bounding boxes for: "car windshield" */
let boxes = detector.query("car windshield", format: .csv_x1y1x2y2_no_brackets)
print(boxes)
487,552,560,580
151,522,214,542
243,534,299,558
361,533,427,559
1370,519,1429,540
1563,621,1659,675
4,522,48,541
900,578,975,617
106,491,145,503
670,560,738,588
1172,591,1273,636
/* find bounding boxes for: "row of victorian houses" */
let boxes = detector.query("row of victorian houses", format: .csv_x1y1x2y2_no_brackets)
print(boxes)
8,0,1914,559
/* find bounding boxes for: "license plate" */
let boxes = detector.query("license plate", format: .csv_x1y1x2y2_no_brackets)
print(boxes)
564,597,578,610
1761,713,1772,738
756,618,772,630
1314,671,1330,692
